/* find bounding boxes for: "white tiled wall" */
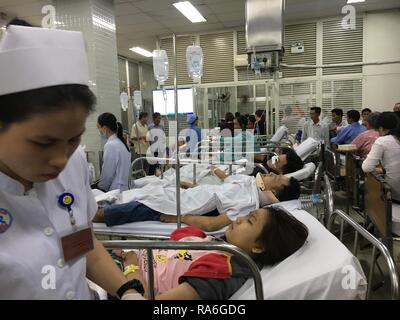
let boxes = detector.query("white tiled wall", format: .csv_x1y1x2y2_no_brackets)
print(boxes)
54,0,120,176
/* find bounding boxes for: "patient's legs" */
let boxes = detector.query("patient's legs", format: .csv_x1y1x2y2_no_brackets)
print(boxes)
94,201,162,227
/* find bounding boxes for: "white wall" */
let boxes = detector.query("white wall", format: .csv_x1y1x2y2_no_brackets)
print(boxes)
363,10,400,112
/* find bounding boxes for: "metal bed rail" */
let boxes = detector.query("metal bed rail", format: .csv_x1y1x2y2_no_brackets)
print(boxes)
102,240,264,300
95,232,170,240
327,209,399,300
196,139,293,152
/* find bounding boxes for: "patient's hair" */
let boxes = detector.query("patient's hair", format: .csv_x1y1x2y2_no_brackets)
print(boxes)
254,207,308,266
282,148,304,174
275,177,300,202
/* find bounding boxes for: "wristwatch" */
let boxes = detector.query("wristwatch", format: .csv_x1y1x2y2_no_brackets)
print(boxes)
117,279,145,299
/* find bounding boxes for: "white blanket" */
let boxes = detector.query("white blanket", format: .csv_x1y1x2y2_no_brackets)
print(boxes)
121,174,259,220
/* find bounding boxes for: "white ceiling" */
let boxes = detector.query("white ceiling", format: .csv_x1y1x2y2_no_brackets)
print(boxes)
1,0,400,62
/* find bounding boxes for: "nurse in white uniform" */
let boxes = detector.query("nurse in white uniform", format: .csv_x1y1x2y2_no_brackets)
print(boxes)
97,113,131,192
0,25,143,299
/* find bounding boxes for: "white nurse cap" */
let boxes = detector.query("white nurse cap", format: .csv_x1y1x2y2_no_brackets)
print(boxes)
0,25,89,96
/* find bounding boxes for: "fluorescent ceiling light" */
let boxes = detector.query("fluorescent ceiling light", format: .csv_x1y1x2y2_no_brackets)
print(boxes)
173,1,206,23
129,47,153,57
347,0,365,3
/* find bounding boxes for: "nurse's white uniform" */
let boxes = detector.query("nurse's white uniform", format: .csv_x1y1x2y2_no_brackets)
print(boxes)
121,174,259,221
98,134,131,192
0,149,98,300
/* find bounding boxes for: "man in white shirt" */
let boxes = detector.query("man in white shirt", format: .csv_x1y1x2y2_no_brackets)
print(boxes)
147,112,166,175
329,108,348,139
301,107,330,148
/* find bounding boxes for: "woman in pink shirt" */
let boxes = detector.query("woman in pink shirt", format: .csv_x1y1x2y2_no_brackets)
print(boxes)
352,112,380,159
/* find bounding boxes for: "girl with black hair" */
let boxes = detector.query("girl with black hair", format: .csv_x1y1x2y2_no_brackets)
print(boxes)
97,112,131,192
362,112,400,201
113,207,308,299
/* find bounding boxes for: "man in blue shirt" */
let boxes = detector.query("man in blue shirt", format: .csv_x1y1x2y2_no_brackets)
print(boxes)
330,110,366,145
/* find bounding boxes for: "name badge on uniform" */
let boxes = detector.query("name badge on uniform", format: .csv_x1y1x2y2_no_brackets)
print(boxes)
58,192,94,262
61,228,94,262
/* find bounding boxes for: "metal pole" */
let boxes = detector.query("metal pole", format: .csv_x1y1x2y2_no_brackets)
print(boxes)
367,246,377,299
173,33,182,228
193,163,196,185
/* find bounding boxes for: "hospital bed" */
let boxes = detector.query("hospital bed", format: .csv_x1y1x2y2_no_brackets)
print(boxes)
194,126,293,157
328,209,399,299
97,199,368,300
93,174,372,300
128,140,319,189
128,156,269,189
93,166,330,240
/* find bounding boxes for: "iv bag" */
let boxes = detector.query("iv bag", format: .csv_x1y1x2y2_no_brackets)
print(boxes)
120,91,128,111
186,45,203,83
153,50,169,85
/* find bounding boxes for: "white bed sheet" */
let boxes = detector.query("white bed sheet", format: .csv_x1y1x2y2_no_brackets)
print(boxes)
232,201,367,300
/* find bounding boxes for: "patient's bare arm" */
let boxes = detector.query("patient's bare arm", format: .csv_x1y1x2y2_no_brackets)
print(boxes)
210,166,228,181
180,181,196,189
160,213,231,232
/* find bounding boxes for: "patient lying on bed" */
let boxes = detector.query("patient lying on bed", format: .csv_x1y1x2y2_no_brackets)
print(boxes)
93,171,300,232
114,207,309,300
252,147,304,176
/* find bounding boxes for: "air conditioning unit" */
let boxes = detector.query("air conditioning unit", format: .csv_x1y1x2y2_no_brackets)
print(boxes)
235,54,249,68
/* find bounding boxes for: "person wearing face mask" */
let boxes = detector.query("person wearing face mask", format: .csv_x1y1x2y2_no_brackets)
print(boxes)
97,113,131,192
93,171,300,232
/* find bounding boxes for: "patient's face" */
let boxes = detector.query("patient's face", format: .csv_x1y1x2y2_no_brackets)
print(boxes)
225,209,268,255
266,154,287,174
261,173,290,195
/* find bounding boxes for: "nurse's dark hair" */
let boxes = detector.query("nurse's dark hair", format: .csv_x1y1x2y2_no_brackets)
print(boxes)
253,207,308,266
98,112,129,152
0,84,96,131
275,177,300,202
